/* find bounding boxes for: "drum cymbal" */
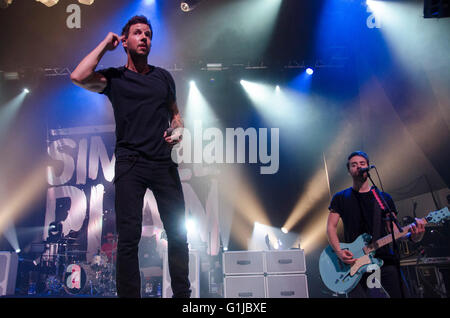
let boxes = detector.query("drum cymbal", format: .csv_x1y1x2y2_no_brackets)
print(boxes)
66,250,87,254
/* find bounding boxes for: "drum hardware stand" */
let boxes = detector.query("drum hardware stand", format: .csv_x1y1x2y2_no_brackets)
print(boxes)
413,246,448,297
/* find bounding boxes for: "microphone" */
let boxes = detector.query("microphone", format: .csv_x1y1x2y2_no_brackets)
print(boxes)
165,127,174,136
358,165,375,176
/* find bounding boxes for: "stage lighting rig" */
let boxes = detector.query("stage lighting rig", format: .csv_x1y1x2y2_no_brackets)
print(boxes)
78,0,94,5
2,71,19,81
180,0,203,12
0,0,13,9
35,0,59,7
35,0,94,7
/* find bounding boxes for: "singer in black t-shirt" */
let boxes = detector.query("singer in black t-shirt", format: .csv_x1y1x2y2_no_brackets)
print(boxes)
70,15,190,298
326,151,425,298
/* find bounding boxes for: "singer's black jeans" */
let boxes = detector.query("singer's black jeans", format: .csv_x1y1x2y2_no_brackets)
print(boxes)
114,155,191,298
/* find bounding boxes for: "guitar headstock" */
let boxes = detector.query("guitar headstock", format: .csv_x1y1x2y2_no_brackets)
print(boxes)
425,207,450,225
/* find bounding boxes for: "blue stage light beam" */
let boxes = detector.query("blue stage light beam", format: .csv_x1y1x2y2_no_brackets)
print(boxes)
241,80,313,131
289,69,313,94
46,81,112,127
0,90,28,145
98,0,169,66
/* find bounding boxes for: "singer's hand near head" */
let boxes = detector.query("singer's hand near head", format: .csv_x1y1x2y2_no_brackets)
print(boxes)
104,33,125,51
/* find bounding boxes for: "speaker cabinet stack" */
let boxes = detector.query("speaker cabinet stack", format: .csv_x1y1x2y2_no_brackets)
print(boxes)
0,252,18,296
223,250,308,298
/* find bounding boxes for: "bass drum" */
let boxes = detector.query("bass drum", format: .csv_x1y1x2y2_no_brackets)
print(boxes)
63,262,95,295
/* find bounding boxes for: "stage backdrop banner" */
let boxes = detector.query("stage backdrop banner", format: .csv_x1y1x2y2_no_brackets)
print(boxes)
44,125,221,262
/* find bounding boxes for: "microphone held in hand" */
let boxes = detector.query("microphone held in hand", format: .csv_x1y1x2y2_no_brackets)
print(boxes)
165,127,174,136
165,127,182,142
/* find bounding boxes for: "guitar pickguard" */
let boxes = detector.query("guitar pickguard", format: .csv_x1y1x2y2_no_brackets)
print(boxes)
350,255,371,276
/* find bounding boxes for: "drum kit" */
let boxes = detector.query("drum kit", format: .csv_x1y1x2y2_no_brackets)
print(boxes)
32,236,117,296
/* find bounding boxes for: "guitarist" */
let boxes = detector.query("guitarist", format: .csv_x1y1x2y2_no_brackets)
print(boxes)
326,151,425,297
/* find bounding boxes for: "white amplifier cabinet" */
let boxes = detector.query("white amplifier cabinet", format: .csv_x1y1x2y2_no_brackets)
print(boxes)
224,275,266,298
223,251,265,275
162,250,200,298
0,252,18,296
265,274,309,298
265,250,306,274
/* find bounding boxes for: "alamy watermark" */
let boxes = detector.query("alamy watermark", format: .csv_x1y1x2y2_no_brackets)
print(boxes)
366,264,381,289
171,120,279,175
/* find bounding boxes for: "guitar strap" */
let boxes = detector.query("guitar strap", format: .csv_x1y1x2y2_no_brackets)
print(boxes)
372,188,392,241
371,191,382,241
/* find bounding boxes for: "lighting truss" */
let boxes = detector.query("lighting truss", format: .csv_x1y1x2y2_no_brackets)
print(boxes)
180,0,203,12
35,0,94,7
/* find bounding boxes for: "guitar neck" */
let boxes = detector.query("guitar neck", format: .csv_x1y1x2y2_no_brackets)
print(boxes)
365,219,427,253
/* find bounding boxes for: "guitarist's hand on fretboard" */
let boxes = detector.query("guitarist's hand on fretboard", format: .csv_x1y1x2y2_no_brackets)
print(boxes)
409,218,426,242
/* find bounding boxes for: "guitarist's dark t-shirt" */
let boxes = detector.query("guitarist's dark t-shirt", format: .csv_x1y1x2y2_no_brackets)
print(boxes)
329,187,398,264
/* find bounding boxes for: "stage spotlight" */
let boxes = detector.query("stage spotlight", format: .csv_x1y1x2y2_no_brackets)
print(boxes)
181,0,202,12
185,217,196,232
184,79,219,126
281,227,288,234
275,85,281,93
35,0,59,7
78,0,94,5
23,88,30,94
15,248,21,253
0,0,13,9
273,239,280,250
306,68,314,75
3,223,21,256
264,233,283,250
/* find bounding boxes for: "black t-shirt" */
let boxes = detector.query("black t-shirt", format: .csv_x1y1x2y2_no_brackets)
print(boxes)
329,187,398,262
97,65,176,161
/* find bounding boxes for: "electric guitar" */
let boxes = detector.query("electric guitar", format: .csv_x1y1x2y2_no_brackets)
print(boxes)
319,207,450,294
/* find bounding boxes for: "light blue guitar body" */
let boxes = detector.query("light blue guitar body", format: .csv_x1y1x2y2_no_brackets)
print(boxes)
319,207,450,294
319,233,383,295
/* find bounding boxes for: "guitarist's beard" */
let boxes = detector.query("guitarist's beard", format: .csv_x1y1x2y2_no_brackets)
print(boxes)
352,173,369,191
357,173,368,182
